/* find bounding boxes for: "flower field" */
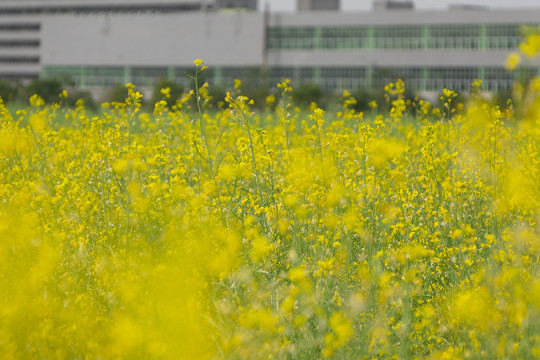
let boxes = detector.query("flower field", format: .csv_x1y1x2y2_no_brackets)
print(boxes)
1,59,540,359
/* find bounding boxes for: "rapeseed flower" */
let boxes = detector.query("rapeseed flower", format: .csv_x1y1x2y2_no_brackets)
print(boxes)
1,50,540,359
505,52,521,71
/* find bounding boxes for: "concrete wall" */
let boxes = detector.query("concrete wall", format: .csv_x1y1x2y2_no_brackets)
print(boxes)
270,9,540,26
298,0,339,11
0,0,210,8
216,0,257,10
40,12,264,67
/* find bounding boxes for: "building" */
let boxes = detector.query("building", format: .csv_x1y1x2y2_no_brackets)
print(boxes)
265,8,540,93
298,0,340,11
0,0,222,84
373,1,414,11
0,0,539,97
217,0,257,10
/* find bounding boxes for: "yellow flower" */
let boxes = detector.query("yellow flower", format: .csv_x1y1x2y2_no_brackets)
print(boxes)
160,87,171,98
505,52,521,71
520,34,540,58
193,58,204,66
234,79,242,89
265,94,275,106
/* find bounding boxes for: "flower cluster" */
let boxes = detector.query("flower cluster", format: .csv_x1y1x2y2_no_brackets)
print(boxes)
1,53,540,359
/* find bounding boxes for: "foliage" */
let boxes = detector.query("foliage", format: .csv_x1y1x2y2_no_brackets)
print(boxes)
0,81,19,103
291,83,324,109
350,89,387,112
149,77,183,110
24,78,63,103
105,83,130,103
65,90,98,111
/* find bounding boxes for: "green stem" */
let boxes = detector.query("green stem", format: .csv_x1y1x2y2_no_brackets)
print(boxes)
194,68,227,226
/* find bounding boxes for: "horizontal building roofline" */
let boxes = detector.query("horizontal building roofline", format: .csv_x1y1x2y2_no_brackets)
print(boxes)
0,0,216,14
0,0,210,5
269,9,540,26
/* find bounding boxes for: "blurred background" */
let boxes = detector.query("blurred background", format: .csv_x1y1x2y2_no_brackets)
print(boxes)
1,0,539,107
264,0,540,12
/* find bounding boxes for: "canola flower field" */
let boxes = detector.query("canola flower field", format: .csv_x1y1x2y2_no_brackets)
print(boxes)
1,55,540,359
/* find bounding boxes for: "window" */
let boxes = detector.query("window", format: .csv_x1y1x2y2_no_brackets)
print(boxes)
0,23,40,31
267,23,528,51
0,56,39,63
374,26,423,50
85,66,124,86
320,27,368,50
427,67,478,92
483,68,514,91
268,27,316,50
485,24,521,50
373,67,422,90
428,25,480,50
320,67,367,90
0,39,39,48
131,67,169,87
269,67,314,86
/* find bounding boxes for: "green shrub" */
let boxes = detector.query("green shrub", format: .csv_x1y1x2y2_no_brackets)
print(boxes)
0,81,19,103
104,84,129,103
291,84,323,109
66,90,97,111
149,77,183,110
25,79,63,103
